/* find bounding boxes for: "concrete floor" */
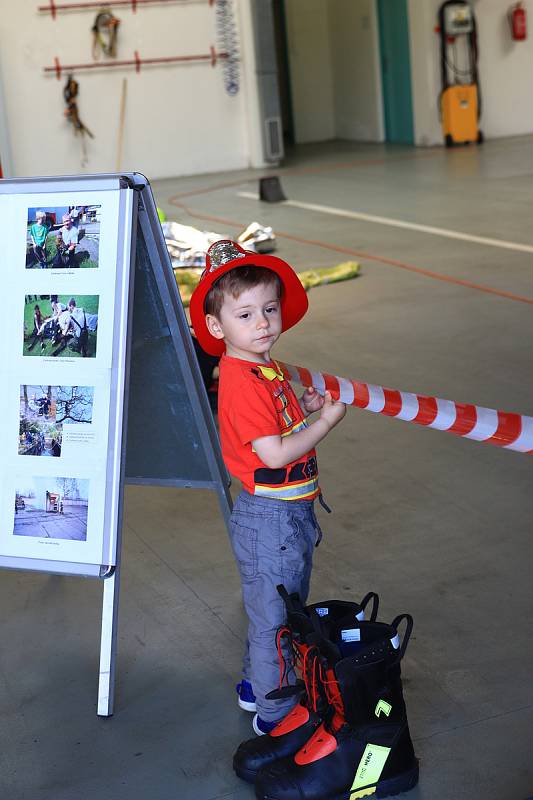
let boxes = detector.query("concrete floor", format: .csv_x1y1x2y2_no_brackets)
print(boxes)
13,508,88,541
2,138,533,800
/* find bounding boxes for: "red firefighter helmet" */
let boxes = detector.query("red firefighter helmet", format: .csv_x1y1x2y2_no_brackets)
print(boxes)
189,240,308,356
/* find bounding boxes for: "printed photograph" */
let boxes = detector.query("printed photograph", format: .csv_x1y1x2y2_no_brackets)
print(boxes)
23,294,99,358
19,385,94,457
26,205,101,269
13,477,90,541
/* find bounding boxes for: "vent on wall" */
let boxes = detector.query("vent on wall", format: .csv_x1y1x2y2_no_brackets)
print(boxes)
264,116,283,161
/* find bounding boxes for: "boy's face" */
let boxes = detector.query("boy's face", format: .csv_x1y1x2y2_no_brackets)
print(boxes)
206,281,281,363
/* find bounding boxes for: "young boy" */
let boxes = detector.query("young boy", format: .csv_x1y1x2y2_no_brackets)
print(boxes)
29,210,51,268
190,240,346,734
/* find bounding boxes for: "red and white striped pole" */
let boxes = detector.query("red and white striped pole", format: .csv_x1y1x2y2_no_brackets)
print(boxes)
278,362,533,455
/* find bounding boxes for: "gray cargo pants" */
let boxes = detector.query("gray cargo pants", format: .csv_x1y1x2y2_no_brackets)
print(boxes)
229,490,323,723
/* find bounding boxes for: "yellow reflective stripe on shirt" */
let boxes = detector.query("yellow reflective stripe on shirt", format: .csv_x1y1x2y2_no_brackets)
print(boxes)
254,488,319,501
252,420,307,451
254,477,319,500
281,420,308,437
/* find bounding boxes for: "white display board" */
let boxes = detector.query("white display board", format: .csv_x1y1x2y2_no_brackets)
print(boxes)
0,176,135,576
0,173,231,716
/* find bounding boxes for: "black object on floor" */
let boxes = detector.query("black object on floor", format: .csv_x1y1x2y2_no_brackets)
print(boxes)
255,614,418,800
233,585,379,784
259,176,287,203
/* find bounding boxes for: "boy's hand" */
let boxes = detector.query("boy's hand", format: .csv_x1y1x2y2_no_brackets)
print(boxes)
301,386,324,414
319,390,346,430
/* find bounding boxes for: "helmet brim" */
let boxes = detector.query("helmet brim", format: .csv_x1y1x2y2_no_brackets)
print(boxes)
189,252,308,356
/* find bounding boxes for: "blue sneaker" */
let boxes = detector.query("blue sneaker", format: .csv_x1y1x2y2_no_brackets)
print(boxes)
236,679,256,712
252,713,279,736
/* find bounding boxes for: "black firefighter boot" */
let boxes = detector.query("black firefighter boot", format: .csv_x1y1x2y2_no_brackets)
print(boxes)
255,614,418,800
233,586,379,784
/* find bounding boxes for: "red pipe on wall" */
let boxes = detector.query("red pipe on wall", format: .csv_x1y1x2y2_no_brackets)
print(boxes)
39,0,213,18
44,48,228,78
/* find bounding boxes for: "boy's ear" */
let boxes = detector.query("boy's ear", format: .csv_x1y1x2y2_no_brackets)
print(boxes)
205,314,224,340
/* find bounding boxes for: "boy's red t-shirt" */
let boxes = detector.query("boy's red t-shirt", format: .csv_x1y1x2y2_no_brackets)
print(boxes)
217,355,319,500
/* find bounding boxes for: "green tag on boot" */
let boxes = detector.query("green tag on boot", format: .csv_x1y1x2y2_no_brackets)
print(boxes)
349,743,391,799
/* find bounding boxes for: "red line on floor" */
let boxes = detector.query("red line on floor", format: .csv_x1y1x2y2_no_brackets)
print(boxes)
169,177,253,200
277,232,533,306
167,200,533,307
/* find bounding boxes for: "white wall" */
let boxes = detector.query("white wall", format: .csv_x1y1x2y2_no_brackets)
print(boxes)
475,0,533,137
284,0,383,144
0,1,264,179
408,0,442,146
408,0,533,145
0,59,13,177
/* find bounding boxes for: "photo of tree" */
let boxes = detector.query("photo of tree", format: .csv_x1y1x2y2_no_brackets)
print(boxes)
13,477,90,541
26,205,101,269
56,386,95,424
19,385,94,457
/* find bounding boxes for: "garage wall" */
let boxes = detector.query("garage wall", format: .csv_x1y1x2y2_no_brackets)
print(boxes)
408,0,441,146
0,59,13,177
475,0,533,138
408,0,533,145
4,1,532,177
0,1,264,179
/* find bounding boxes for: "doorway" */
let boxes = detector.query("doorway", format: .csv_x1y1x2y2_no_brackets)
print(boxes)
377,0,414,144
272,0,294,146
272,1,385,149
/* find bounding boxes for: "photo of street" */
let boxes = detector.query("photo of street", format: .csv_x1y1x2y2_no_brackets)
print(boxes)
14,477,89,541
26,205,101,269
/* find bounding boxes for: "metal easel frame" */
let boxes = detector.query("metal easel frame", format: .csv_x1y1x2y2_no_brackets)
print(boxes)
97,174,232,715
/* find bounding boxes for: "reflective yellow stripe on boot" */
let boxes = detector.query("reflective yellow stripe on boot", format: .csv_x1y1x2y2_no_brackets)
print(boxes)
349,743,391,800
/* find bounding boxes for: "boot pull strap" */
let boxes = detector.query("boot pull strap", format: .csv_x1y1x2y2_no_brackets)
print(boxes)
390,613,414,659
277,583,291,605
277,583,300,614
309,608,323,635
359,591,379,622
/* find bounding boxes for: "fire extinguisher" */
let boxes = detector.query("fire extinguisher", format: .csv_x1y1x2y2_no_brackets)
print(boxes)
509,2,527,41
